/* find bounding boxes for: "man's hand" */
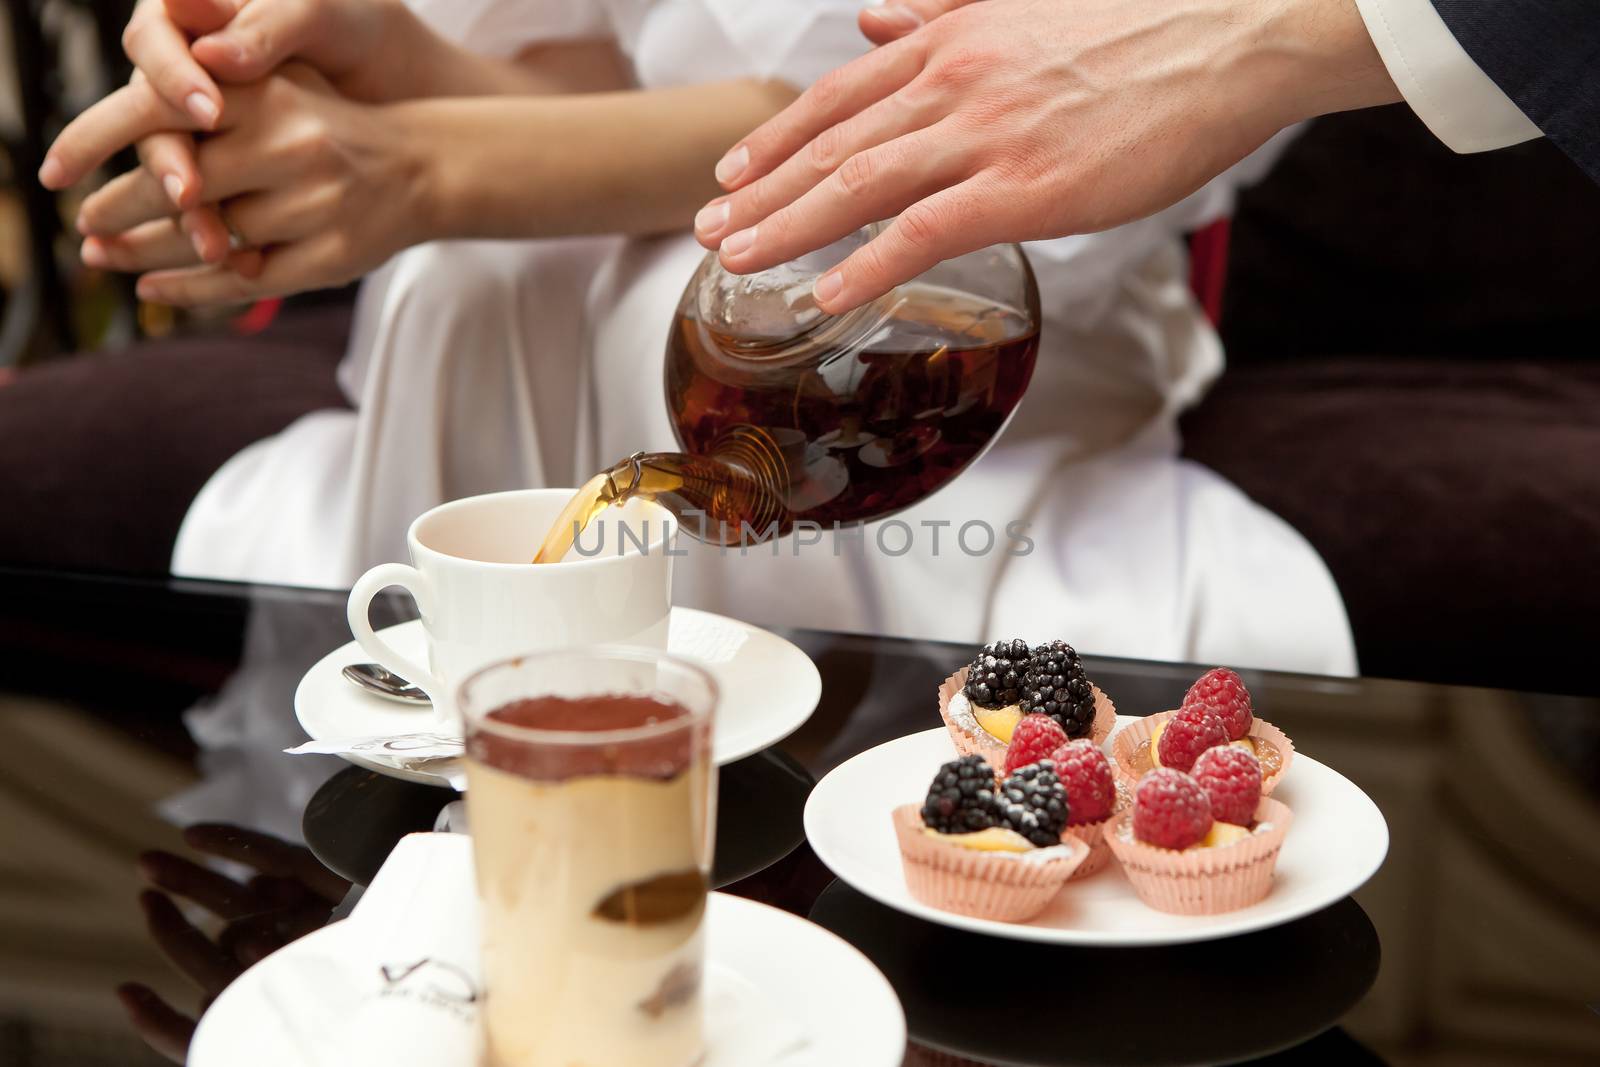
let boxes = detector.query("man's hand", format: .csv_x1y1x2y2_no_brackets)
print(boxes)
856,0,980,46
695,0,1399,315
67,64,434,305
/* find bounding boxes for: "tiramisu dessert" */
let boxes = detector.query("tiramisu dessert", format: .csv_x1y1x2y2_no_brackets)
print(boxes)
939,639,1116,772
465,693,712,1067
894,755,1089,922
1112,667,1294,794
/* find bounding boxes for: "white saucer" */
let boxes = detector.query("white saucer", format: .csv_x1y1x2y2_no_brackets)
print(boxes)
706,893,905,1065
191,860,904,1067
805,721,1388,946
295,607,821,785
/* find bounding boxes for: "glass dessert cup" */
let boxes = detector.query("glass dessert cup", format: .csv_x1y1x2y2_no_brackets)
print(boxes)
459,647,718,1067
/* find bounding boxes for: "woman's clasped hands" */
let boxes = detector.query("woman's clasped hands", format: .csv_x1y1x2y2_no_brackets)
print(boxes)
40,0,428,305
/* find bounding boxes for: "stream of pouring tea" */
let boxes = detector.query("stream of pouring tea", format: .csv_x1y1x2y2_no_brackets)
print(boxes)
534,471,616,564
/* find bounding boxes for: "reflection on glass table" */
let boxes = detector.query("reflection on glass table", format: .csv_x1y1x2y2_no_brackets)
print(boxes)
118,825,350,1063
300,747,813,890
813,881,1379,1066
0,569,1597,1066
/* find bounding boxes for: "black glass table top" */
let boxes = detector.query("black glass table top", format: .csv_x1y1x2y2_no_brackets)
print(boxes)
2,567,1598,1067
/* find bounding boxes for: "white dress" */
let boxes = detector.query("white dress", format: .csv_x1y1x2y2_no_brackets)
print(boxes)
173,0,1355,676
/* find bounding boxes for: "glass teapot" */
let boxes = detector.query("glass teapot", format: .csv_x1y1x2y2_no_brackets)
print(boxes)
535,230,1040,561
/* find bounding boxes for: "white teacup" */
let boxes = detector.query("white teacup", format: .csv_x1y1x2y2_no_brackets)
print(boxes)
346,489,676,718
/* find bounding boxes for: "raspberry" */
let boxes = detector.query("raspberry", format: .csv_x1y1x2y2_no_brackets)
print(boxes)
1183,667,1253,741
1021,640,1096,738
1132,768,1212,849
964,639,1030,708
1191,746,1263,826
1048,738,1115,825
921,755,1000,834
1002,713,1069,776
1157,704,1228,772
996,761,1070,845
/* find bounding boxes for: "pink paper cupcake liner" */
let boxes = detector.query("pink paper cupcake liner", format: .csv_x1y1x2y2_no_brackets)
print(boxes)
1110,711,1294,795
937,667,1118,775
1089,685,1117,746
892,805,1089,922
1062,817,1112,879
1105,796,1293,914
937,667,1000,765
1060,785,1129,880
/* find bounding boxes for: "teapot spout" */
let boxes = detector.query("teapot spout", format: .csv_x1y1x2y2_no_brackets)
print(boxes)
623,445,789,548
534,434,791,562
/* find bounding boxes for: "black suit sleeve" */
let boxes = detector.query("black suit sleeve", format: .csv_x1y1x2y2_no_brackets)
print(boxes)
1431,1,1600,182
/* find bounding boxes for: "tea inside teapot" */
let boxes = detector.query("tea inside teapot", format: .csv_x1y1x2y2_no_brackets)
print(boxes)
534,236,1040,563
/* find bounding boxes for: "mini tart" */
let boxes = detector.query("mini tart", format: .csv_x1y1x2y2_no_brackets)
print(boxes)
1106,796,1292,915
937,666,1117,774
1110,710,1294,795
892,804,1089,922
1060,782,1131,880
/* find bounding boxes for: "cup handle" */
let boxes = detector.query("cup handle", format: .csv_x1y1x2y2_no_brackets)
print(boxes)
347,562,443,703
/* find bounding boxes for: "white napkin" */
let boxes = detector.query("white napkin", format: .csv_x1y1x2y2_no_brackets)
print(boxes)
250,833,814,1066
703,963,815,1065
670,610,750,665
285,734,467,789
256,833,484,1066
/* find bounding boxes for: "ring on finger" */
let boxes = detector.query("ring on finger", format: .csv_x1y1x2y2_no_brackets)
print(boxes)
217,203,248,251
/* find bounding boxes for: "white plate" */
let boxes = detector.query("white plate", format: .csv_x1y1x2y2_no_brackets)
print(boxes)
805,722,1388,946
295,607,821,785
190,893,905,1067
707,893,905,1065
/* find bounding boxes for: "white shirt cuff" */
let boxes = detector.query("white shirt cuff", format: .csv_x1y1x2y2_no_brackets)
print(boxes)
1353,0,1542,153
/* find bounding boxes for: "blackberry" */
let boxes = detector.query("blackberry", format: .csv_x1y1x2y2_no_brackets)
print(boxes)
921,755,1001,834
997,760,1070,846
1021,640,1095,738
964,639,1030,708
